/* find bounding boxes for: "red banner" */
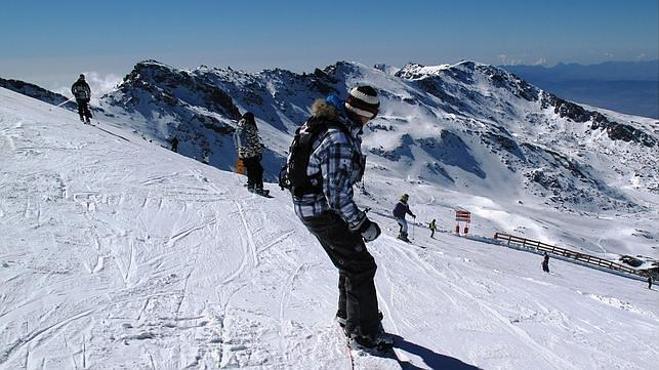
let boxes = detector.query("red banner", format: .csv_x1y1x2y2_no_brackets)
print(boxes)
455,210,471,222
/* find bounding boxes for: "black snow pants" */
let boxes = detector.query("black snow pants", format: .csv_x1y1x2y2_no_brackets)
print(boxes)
542,261,549,273
76,99,92,121
301,211,380,336
242,155,263,189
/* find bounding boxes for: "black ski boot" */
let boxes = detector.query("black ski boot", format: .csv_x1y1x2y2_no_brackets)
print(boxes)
348,324,394,353
336,311,384,332
255,187,269,196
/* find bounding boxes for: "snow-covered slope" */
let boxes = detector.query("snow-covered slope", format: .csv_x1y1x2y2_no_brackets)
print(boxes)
2,88,658,369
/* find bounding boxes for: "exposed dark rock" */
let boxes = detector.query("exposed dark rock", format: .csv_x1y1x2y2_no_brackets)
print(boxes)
417,131,486,179
369,134,415,162
424,162,454,183
541,93,590,122
0,77,77,111
118,60,240,120
482,131,524,159
476,66,539,101
520,142,635,210
590,112,656,147
541,92,656,147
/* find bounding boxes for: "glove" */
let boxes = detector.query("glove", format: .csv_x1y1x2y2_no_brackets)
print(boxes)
358,218,381,242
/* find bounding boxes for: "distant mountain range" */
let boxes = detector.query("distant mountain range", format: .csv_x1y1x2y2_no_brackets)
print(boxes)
502,60,659,118
2,59,658,214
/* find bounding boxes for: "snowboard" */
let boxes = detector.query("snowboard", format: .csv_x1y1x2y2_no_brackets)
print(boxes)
247,188,273,198
335,323,400,369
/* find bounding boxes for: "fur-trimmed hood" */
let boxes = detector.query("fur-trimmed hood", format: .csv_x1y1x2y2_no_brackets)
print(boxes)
310,99,362,133
311,99,339,120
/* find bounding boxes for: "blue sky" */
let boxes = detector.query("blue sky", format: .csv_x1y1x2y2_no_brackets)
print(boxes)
1,0,657,90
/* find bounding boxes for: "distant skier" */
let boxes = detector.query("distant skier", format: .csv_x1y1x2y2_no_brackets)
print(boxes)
235,112,267,195
71,74,92,124
284,86,392,351
202,149,210,164
393,194,416,242
649,276,653,290
429,219,437,238
170,136,179,153
542,253,550,273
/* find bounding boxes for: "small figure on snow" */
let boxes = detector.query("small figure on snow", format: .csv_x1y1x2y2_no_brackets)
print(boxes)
393,194,416,242
542,252,550,273
170,136,179,153
287,86,392,351
648,275,653,290
235,112,267,195
429,219,437,238
71,74,92,124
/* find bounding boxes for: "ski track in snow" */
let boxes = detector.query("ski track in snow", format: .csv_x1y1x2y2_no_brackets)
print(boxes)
1,88,658,369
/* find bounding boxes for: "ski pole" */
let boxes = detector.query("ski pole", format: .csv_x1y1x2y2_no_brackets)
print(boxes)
56,97,74,108
49,97,73,112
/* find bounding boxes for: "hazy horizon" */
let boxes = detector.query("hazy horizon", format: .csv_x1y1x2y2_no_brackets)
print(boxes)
1,0,657,92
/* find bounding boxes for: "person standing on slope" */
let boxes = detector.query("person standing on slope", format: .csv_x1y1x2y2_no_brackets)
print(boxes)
648,275,653,290
393,194,416,242
170,136,179,153
288,86,391,351
235,112,267,195
429,219,437,238
71,74,92,124
542,253,550,273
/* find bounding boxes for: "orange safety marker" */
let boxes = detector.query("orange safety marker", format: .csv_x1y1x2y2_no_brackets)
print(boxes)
235,158,246,175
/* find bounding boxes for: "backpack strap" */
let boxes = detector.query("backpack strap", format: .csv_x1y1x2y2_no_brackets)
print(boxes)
281,117,354,197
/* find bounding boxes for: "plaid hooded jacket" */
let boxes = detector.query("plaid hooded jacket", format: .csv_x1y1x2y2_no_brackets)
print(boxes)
292,100,367,230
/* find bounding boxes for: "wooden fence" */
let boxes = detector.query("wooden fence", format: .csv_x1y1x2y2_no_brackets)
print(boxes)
493,232,647,278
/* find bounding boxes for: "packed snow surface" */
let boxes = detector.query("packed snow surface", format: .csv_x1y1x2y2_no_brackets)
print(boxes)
1,87,658,369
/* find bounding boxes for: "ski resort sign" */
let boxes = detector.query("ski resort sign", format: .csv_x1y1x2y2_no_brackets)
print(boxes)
455,209,471,235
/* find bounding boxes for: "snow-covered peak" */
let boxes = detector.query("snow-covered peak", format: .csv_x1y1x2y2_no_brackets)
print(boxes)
373,63,401,76
132,59,177,70
395,62,452,79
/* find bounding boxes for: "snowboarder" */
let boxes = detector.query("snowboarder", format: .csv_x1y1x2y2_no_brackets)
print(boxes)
235,112,267,195
542,253,550,273
429,219,437,238
393,194,416,242
286,86,391,351
649,275,653,290
170,136,179,153
71,74,92,123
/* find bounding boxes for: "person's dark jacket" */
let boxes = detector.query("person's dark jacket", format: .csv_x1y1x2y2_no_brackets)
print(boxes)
71,79,91,102
393,201,415,219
